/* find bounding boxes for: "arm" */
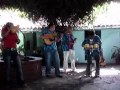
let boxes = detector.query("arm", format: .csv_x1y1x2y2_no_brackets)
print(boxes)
16,34,20,44
55,33,63,42
95,35,102,49
40,34,48,39
72,35,77,43
40,30,48,39
95,35,102,44
61,34,69,44
1,27,11,38
82,38,87,47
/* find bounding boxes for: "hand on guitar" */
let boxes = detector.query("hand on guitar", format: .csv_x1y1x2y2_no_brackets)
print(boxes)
40,33,57,45
55,33,63,42
68,38,77,49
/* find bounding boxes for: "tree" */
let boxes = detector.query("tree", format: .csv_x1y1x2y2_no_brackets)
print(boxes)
0,0,108,25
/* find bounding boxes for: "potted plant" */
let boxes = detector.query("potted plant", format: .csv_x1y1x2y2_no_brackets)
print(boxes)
111,46,120,64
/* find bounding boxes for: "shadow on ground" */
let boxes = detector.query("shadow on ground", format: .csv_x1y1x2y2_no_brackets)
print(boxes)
1,65,120,90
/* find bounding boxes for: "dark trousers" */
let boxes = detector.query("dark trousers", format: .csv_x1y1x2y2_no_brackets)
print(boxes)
85,50,100,75
2,48,24,83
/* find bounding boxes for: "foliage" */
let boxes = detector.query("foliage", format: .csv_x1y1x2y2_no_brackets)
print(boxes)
111,46,120,62
85,2,109,25
1,8,29,18
0,0,108,24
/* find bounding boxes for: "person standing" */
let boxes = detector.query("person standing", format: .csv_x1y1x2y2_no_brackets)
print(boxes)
1,22,25,86
40,22,62,78
61,26,77,72
82,30,102,77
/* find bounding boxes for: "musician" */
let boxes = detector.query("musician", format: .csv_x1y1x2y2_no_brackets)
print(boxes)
82,30,102,77
61,26,77,72
40,22,62,78
1,22,25,86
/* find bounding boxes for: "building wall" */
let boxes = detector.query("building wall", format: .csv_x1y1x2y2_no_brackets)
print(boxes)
73,31,85,63
18,32,33,55
73,28,120,64
36,31,44,48
101,28,120,63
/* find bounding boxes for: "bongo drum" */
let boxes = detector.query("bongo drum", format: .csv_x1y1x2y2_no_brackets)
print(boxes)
94,44,99,49
84,44,90,49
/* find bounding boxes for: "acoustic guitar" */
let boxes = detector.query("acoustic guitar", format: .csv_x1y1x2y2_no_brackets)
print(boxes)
43,33,57,45
99,49,106,67
99,55,106,67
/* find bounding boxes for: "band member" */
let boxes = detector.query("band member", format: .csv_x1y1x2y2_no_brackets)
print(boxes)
1,22,25,86
82,30,102,77
40,22,62,78
61,26,77,72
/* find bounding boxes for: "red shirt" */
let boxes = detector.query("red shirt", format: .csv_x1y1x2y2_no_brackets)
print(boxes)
2,28,18,48
68,34,74,49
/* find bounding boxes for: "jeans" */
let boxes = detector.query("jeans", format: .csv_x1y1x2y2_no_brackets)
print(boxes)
2,48,24,83
44,50,60,75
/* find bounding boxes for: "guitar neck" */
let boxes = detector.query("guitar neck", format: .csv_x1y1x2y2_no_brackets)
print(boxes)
44,33,57,39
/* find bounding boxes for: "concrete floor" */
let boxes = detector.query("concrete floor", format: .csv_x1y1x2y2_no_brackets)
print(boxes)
1,65,120,90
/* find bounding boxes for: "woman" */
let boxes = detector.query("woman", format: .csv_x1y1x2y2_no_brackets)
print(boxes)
61,26,77,72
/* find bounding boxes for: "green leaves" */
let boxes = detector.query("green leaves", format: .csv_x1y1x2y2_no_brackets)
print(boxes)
0,0,108,24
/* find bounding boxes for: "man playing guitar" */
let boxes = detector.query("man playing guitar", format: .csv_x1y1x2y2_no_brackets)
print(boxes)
40,22,62,78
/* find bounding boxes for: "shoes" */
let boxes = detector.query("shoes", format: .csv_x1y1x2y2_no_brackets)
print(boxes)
17,80,27,88
15,83,28,88
86,74,91,77
95,73,99,77
72,68,76,72
64,69,67,73
86,72,91,77
46,75,52,78
56,75,63,78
